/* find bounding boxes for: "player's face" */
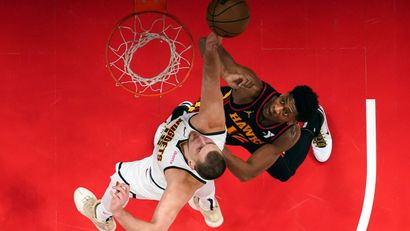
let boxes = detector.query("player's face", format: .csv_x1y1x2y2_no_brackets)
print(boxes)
187,131,220,165
262,93,298,123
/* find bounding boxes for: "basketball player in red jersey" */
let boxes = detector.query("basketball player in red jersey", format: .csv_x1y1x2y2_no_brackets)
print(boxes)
173,37,332,182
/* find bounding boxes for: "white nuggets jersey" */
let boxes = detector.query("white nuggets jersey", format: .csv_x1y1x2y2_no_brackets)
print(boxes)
150,113,226,189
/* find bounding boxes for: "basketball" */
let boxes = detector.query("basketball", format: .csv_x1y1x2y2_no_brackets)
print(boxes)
206,0,250,38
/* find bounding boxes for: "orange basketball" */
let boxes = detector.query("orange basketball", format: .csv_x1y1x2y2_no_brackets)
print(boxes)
206,0,250,38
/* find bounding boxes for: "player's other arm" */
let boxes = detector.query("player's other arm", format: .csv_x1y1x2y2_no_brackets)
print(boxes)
111,170,202,231
223,126,301,182
191,33,225,133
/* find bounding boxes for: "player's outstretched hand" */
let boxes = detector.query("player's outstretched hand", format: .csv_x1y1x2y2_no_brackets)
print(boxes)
203,32,223,77
205,32,222,50
110,182,130,213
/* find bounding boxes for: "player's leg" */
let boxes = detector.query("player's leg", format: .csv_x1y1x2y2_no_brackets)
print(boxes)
266,106,332,181
96,173,130,223
74,159,163,230
267,128,312,181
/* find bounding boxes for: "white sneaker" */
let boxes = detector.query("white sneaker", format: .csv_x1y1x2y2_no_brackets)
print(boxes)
312,105,332,162
188,196,224,228
74,187,116,231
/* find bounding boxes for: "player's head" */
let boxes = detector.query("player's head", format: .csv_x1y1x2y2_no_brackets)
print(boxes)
187,131,226,180
262,85,318,124
289,85,319,122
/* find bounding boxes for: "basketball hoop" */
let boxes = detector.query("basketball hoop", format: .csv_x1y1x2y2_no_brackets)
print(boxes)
106,0,194,97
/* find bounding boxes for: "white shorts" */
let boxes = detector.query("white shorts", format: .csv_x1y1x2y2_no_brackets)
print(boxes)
105,156,216,206
112,156,164,201
100,155,217,215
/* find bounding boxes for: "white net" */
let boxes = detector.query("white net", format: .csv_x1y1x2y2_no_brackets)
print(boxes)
106,11,194,96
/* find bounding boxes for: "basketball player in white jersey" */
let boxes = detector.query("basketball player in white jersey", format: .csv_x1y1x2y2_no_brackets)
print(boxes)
73,33,250,231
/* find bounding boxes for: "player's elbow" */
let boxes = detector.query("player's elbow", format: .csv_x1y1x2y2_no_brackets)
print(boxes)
268,170,294,182
238,176,253,182
148,221,170,231
206,119,226,132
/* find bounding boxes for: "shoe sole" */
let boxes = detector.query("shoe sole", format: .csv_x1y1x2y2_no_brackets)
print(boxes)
312,105,332,162
74,187,96,216
205,216,224,228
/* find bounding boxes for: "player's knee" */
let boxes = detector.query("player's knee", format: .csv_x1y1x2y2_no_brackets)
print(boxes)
277,175,291,182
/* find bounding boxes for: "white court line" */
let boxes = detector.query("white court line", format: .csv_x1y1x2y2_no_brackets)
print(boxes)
357,99,377,231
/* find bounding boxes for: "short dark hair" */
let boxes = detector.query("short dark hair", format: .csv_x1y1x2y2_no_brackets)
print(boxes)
289,85,319,122
196,151,226,180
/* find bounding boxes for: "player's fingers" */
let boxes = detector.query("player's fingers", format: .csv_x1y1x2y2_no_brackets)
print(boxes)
231,82,240,89
113,181,121,192
114,187,126,201
124,184,130,191
110,190,121,200
243,79,254,88
239,78,248,86
114,184,130,199
217,35,223,44
118,183,130,192
239,78,250,88
114,185,125,194
242,76,254,88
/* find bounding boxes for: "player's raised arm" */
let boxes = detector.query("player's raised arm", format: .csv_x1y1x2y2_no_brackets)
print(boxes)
191,33,225,133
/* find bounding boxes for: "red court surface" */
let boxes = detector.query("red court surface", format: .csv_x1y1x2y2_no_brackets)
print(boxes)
1,0,409,230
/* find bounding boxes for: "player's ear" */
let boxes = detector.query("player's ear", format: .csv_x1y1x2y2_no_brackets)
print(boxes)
188,160,195,170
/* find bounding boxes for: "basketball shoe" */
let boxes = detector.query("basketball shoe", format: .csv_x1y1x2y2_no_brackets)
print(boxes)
74,187,116,231
188,196,224,228
311,105,332,162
